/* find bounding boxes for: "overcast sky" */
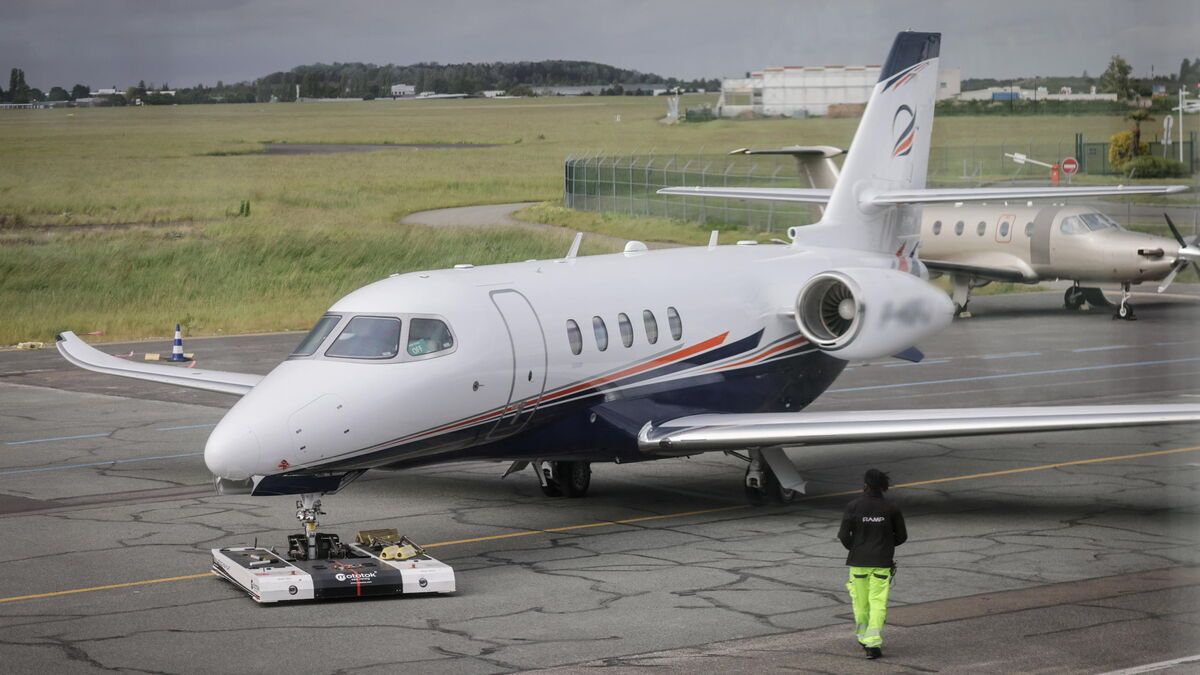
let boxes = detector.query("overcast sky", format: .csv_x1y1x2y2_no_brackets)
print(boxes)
2,0,1197,89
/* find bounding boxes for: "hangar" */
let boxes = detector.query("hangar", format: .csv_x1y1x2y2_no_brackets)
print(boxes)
718,64,960,117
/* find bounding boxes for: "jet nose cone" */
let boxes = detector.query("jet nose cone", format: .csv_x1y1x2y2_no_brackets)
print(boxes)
204,420,262,480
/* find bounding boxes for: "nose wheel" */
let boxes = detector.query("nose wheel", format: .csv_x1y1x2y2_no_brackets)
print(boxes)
1112,283,1137,321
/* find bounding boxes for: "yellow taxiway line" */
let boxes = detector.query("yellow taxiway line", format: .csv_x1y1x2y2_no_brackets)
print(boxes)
1,444,1197,606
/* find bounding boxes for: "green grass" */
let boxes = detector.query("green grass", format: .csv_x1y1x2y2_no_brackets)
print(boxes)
516,203,774,246
0,97,1181,343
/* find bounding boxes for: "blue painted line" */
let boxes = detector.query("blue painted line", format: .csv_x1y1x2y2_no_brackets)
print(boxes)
4,432,110,446
828,356,1200,394
884,358,951,368
0,452,203,477
155,423,216,432
1072,345,1130,353
982,351,1041,360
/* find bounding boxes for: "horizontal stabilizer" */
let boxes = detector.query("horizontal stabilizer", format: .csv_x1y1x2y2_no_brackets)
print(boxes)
728,145,845,158
56,331,261,396
656,186,832,203
638,404,1200,455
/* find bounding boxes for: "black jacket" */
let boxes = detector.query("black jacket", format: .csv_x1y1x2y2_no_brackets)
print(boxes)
837,492,907,568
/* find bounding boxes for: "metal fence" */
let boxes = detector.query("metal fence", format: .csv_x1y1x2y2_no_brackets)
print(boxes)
565,140,1199,230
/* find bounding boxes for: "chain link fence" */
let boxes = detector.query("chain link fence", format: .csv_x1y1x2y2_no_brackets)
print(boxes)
564,140,1199,229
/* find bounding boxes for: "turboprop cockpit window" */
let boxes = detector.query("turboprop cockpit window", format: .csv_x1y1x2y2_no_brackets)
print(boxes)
407,318,454,357
325,316,401,359
1060,216,1087,235
291,314,342,356
1080,213,1120,231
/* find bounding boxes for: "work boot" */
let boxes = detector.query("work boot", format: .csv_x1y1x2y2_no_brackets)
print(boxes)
866,647,882,659
858,641,869,653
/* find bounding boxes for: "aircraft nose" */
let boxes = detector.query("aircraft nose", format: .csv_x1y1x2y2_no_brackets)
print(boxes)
204,419,262,481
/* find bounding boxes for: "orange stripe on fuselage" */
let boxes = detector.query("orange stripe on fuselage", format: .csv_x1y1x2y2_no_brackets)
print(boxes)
711,336,806,372
544,332,730,402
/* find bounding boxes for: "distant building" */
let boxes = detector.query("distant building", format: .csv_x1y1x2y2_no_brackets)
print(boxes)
957,85,1116,102
480,90,506,98
718,64,961,117
390,84,416,98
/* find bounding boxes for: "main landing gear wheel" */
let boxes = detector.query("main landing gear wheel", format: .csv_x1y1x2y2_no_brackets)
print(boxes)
744,452,796,506
1063,285,1085,310
537,460,591,498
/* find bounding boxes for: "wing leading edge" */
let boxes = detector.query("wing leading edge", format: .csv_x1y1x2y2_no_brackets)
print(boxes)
656,185,1186,205
638,405,1200,455
56,331,262,396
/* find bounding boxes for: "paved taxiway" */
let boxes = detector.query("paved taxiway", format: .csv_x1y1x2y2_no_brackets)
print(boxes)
0,289,1198,673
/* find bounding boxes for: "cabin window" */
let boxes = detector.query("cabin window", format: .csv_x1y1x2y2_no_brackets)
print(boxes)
1024,221,1035,237
326,316,401,360
566,319,583,355
643,310,659,344
292,314,342,356
592,316,609,351
976,221,987,236
954,221,964,236
998,221,1010,238
407,318,454,357
667,306,683,341
932,220,942,235
617,313,634,348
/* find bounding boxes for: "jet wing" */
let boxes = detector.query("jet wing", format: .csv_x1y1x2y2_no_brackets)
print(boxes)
728,145,845,158
637,405,1200,455
656,185,1186,205
656,187,833,203
56,331,262,396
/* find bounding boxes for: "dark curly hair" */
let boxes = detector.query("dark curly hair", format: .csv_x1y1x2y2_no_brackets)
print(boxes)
864,468,890,493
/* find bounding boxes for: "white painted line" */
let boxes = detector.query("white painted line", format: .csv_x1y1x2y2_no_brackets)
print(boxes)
1098,653,1200,674
4,432,110,446
154,423,216,432
884,358,951,368
828,356,1200,394
981,351,1041,360
1072,345,1131,353
0,452,204,477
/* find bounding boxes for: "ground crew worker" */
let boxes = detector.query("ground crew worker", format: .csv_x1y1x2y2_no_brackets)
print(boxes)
837,468,907,659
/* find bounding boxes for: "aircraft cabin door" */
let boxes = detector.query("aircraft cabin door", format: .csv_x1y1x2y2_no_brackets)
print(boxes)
486,290,548,440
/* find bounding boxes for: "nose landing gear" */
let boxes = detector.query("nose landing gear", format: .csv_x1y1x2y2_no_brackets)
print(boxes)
1112,282,1137,321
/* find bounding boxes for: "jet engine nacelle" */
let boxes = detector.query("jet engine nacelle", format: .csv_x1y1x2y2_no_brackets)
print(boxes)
794,268,954,361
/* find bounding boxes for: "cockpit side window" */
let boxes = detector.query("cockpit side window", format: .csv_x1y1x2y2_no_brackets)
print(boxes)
407,318,454,357
1081,213,1119,231
1059,216,1086,235
326,316,402,359
292,314,341,356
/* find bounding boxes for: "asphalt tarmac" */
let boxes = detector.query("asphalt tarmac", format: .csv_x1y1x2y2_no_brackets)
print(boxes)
0,289,1198,674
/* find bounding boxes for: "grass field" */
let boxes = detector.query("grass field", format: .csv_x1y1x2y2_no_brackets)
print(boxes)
0,96,1194,344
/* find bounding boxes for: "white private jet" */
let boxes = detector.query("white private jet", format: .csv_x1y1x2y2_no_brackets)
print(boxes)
58,33,1200,560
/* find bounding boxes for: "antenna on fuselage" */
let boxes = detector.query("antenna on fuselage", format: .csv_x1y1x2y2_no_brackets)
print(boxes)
565,232,583,260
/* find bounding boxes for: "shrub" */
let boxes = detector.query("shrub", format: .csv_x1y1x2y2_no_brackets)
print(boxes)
1107,130,1147,169
1124,155,1189,178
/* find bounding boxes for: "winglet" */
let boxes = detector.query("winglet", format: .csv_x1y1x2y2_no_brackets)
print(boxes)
566,232,583,259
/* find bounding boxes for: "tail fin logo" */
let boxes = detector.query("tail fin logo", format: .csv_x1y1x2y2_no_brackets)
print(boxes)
891,105,915,158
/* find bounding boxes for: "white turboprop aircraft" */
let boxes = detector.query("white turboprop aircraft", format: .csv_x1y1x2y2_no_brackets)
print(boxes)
57,33,1200,558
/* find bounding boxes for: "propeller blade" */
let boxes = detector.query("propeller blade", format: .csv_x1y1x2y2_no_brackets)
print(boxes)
1157,261,1184,293
1164,212,1187,247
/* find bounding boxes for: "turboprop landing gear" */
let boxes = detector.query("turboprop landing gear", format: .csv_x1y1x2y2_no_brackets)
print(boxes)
742,449,796,506
1113,282,1137,321
535,460,591,498
951,274,972,317
1063,284,1086,310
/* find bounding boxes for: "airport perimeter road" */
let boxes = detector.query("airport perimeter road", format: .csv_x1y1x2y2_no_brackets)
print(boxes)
0,290,1197,673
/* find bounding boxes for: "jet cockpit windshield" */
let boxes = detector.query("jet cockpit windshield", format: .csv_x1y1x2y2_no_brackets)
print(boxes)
327,316,402,359
291,314,341,356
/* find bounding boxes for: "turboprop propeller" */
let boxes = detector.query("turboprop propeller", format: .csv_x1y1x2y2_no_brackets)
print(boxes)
1156,212,1200,293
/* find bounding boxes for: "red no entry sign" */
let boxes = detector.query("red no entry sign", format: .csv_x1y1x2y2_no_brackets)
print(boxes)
1061,157,1079,175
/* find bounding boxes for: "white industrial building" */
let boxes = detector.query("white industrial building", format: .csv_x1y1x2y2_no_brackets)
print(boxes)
390,84,416,98
718,65,961,117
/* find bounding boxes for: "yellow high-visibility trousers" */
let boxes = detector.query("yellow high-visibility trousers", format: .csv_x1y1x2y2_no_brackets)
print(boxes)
847,566,891,648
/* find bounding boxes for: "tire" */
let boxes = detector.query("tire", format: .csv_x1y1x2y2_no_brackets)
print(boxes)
745,464,794,505
1064,287,1084,310
560,461,591,498
540,480,562,498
